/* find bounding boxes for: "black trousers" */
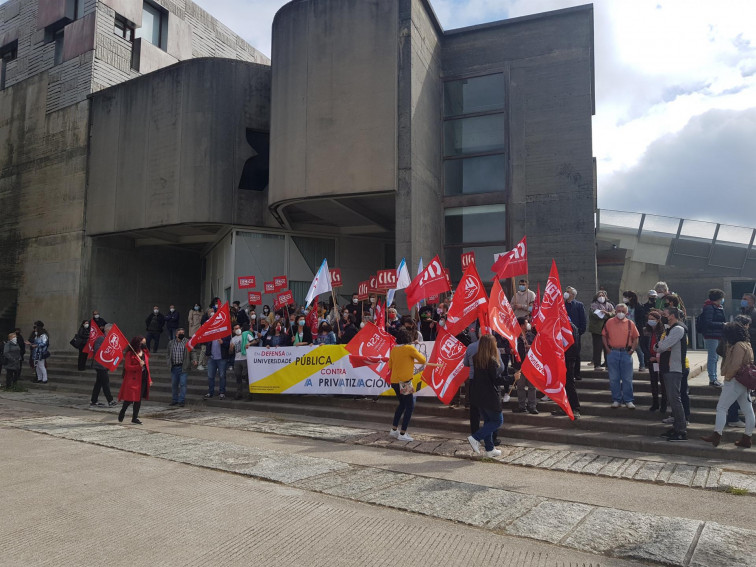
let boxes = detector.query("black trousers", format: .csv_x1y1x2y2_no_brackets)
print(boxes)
91,368,114,404
77,350,88,371
5,369,19,389
565,356,581,411
591,334,606,366
119,400,141,420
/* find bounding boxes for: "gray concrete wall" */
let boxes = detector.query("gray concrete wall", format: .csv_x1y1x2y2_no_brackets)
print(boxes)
269,0,398,209
87,58,272,235
88,236,201,342
443,6,597,299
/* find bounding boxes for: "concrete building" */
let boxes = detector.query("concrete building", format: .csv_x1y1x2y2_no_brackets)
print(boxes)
1,0,597,344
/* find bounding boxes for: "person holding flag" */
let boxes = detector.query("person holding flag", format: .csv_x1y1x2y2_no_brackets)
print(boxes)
467,334,510,458
90,323,118,408
118,336,152,425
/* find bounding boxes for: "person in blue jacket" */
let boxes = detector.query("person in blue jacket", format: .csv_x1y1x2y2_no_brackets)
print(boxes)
700,289,727,387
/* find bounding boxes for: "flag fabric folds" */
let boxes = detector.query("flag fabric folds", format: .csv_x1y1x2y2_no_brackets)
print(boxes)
186,302,232,351
533,282,541,320
491,235,528,280
521,261,574,419
93,323,129,371
445,262,488,336
305,259,332,308
306,305,319,336
345,322,396,381
488,278,520,362
386,258,412,307
405,255,451,309
83,320,104,358
421,327,468,405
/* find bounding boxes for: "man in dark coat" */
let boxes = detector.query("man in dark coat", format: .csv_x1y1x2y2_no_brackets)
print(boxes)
564,286,586,380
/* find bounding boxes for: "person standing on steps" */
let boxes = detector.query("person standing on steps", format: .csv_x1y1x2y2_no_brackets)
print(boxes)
145,306,165,352
28,321,50,384
467,334,509,458
118,337,152,425
388,329,431,441
642,310,666,413
602,303,639,410
700,289,727,388
563,286,586,380
75,320,90,371
91,324,117,408
702,322,756,448
654,308,688,442
3,332,22,390
166,328,192,407
588,290,614,369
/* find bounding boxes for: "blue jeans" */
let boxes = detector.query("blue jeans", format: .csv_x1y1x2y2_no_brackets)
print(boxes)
171,365,187,403
704,338,720,383
635,347,645,369
391,384,415,432
207,358,226,395
607,349,634,403
472,408,504,451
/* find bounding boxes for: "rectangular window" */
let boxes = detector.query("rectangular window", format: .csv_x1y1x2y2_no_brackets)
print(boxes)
444,204,507,245
0,41,18,90
444,74,506,117
444,114,506,158
137,1,167,51
114,15,135,42
444,154,506,196
445,244,507,283
53,29,64,65
74,0,85,19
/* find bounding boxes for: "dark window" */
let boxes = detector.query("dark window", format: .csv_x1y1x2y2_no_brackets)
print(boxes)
444,154,507,196
53,29,64,65
114,15,135,42
444,205,507,246
238,130,270,191
74,0,85,20
136,1,167,51
0,41,18,90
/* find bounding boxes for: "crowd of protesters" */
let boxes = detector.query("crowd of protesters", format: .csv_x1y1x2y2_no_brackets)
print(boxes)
2,281,755,450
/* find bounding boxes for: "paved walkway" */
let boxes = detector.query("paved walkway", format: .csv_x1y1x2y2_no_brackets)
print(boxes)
2,393,756,566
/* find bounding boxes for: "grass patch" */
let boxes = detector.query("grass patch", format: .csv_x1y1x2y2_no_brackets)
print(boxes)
725,486,749,496
1,384,28,393
479,457,499,463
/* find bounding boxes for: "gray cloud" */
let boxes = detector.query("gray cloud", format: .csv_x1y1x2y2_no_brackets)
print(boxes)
600,107,756,227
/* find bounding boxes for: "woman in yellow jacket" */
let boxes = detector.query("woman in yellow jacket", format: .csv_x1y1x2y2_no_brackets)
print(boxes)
388,329,429,441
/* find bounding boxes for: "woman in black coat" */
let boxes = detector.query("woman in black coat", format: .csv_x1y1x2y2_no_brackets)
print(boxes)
75,320,91,371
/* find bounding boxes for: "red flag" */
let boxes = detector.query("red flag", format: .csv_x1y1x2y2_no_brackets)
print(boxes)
478,309,490,336
186,302,232,351
488,279,520,362
93,323,129,372
533,282,541,320
535,263,575,349
375,300,385,328
348,354,389,368
345,321,396,381
83,320,104,358
421,327,468,405
521,261,574,419
405,255,451,309
306,305,319,336
491,236,528,280
445,262,487,336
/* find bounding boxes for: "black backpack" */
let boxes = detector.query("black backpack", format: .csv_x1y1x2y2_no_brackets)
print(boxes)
695,308,707,334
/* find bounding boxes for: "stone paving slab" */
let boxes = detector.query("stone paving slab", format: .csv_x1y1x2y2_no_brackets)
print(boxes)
6,413,756,566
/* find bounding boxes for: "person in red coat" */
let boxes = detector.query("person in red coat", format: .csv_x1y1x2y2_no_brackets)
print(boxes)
118,336,152,425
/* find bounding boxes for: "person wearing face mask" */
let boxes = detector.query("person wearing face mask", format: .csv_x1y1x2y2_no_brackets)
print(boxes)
91,310,107,331
642,310,666,412
118,336,151,424
622,291,647,372
166,327,193,407
512,279,536,319
699,289,727,388
512,317,539,414
339,314,358,344
144,306,165,352
164,304,180,341
602,303,639,409
203,331,231,400
738,293,756,352
74,319,91,371
232,301,250,332
563,287,586,380
263,321,289,347
588,291,615,369
293,315,313,346
314,322,338,345
27,322,50,384
230,324,258,400
91,323,117,408
188,302,204,369
3,332,22,390
258,318,270,339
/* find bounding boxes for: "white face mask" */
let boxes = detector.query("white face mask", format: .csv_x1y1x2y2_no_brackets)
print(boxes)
622,298,629,304
250,314,256,320
439,319,446,327
526,324,532,331
648,320,658,327
94,314,100,319
84,323,90,329
616,312,626,320
154,309,159,314
597,297,606,304
359,322,365,328
10,338,17,344
170,308,175,313
235,329,242,335
353,298,358,304
564,292,570,300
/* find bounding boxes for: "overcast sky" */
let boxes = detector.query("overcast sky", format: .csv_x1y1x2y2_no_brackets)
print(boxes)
187,0,755,228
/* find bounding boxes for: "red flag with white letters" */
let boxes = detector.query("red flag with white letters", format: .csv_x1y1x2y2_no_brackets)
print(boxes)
491,236,528,280
445,263,488,336
345,322,396,382
421,327,468,405
83,320,104,358
535,263,574,349
488,278,520,362
186,303,232,351
405,255,451,309
521,261,573,419
93,323,129,372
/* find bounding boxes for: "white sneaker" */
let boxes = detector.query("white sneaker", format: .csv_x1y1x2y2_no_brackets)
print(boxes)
626,402,636,410
727,420,746,428
197,365,205,371
501,394,511,403
467,435,481,454
611,401,620,408
661,416,674,424
397,433,414,441
486,449,502,458
389,429,399,438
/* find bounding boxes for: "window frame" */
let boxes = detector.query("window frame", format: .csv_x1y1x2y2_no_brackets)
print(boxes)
114,14,136,42
0,41,19,90
138,1,168,51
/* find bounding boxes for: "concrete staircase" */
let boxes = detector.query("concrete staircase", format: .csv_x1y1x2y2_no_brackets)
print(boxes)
22,350,756,465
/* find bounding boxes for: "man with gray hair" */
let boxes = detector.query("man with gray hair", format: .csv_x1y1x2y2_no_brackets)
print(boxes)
602,303,639,409
167,327,193,407
91,323,117,408
563,286,586,380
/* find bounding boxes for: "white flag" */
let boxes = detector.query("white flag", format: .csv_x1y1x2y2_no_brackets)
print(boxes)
305,259,332,308
386,258,412,307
